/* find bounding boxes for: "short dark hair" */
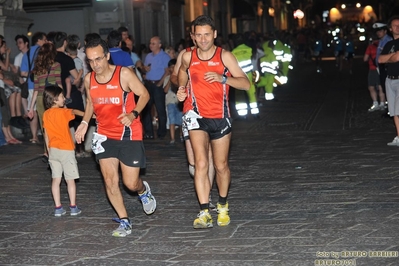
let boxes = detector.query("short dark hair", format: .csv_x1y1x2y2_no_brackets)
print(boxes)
46,31,57,43
31,32,46,45
14,34,29,47
118,26,129,34
107,30,121,48
388,16,399,29
66,42,78,56
43,85,63,110
168,59,177,67
193,15,216,32
84,33,101,44
67,34,80,47
85,38,109,55
54,32,67,49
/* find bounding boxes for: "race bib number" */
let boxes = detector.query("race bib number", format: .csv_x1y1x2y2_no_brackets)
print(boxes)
91,132,107,154
183,110,202,130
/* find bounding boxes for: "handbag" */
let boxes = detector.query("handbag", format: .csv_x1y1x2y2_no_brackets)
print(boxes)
20,80,28,99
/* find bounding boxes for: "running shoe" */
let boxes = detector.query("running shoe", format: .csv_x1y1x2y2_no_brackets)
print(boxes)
54,207,66,217
112,218,132,237
193,209,213,229
387,136,399,146
70,206,81,216
138,181,156,215
217,202,230,226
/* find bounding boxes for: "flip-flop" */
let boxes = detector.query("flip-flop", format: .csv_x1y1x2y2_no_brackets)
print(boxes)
11,138,22,144
29,139,39,144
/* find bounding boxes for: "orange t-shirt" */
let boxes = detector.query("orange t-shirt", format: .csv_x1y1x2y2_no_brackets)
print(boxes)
187,46,231,118
43,108,75,150
90,66,142,140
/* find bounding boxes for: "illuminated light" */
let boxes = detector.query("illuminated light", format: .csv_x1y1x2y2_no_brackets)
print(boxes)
203,1,208,6
357,27,365,33
341,4,346,9
364,5,373,12
330,7,341,23
356,3,361,8
286,0,291,4
359,36,366,41
293,9,304,19
268,7,275,17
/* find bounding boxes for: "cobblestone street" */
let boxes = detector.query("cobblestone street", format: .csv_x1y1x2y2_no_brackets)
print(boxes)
0,57,398,265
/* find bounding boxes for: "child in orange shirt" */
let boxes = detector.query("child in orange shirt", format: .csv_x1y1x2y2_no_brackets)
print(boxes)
42,85,82,217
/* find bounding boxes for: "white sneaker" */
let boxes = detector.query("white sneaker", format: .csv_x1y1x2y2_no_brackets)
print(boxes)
368,104,379,112
387,136,399,146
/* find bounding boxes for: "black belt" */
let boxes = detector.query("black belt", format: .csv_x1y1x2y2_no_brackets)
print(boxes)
387,75,399,80
145,80,161,84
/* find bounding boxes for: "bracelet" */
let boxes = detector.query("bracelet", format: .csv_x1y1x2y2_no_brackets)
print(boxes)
178,86,185,90
81,120,88,126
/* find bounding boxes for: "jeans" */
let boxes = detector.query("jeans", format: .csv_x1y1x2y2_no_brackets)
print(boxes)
142,81,167,138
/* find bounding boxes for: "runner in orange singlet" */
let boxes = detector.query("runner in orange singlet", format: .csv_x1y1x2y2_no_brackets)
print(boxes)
177,15,250,229
75,38,156,237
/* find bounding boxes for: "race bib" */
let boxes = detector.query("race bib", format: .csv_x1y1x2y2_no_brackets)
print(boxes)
91,132,107,154
183,110,202,130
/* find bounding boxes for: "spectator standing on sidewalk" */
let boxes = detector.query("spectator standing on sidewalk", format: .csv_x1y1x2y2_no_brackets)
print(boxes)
11,34,30,128
142,36,170,139
364,38,385,112
177,15,250,229
29,42,62,161
378,16,399,146
20,32,47,144
74,38,156,237
42,85,81,217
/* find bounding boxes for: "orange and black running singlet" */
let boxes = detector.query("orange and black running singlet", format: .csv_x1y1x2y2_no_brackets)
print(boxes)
187,46,230,118
90,66,143,140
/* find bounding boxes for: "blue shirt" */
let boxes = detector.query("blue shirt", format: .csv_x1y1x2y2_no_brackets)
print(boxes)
130,52,141,65
21,45,40,90
144,50,170,80
109,48,134,67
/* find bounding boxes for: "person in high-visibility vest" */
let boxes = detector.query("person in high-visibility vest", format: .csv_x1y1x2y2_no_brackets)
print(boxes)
231,34,259,118
257,41,278,101
281,43,293,83
265,38,286,86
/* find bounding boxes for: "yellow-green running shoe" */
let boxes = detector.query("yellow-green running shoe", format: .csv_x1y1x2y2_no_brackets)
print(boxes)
217,202,230,226
193,209,213,229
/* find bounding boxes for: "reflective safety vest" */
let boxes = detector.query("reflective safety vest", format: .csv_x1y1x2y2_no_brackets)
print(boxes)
260,44,278,75
231,44,253,73
282,44,292,63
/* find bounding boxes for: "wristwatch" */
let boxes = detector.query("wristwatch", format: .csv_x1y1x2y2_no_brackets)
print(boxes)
221,74,227,84
131,110,139,118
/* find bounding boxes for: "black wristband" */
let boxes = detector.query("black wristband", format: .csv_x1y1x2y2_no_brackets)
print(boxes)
131,110,139,118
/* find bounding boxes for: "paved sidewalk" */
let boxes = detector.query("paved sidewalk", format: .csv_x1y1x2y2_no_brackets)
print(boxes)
0,58,398,265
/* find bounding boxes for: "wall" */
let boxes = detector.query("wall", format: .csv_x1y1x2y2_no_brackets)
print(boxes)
26,9,86,42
